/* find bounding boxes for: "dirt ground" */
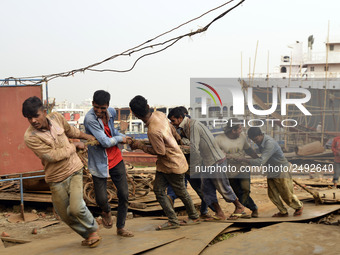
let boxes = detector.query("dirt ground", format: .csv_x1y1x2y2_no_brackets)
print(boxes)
0,176,336,249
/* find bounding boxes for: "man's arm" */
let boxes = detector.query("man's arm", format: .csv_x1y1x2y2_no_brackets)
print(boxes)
25,136,76,163
170,124,182,144
244,147,259,159
84,118,124,148
142,130,166,156
248,140,276,166
189,123,203,168
54,112,95,141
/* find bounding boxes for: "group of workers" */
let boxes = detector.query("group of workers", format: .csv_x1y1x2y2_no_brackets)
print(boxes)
23,90,340,249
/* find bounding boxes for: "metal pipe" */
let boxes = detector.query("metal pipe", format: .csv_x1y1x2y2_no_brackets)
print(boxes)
0,172,45,221
19,174,25,221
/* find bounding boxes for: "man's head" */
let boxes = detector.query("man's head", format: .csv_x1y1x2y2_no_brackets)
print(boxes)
247,127,264,145
22,96,48,130
129,95,150,121
178,106,188,116
224,118,243,139
92,90,110,119
168,107,185,128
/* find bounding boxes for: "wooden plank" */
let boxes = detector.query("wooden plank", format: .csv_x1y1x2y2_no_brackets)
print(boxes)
144,222,232,255
201,222,340,255
1,237,31,244
0,192,52,203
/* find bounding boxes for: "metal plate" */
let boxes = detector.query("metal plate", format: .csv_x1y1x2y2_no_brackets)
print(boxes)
201,222,340,255
222,203,340,223
2,218,184,255
143,222,232,255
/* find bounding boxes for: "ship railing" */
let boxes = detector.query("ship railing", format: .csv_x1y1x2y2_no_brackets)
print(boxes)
303,51,340,63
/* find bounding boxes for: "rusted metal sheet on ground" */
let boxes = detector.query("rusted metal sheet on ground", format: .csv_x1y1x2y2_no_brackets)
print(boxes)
316,188,340,203
201,222,340,255
0,85,43,175
7,213,39,223
224,203,340,223
2,218,184,255
143,222,232,255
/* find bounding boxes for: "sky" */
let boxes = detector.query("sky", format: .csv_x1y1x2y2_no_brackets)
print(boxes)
1,0,340,107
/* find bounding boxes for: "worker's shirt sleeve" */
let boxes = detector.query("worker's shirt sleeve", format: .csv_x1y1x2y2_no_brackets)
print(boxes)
142,130,165,156
84,118,123,148
189,124,203,168
25,135,76,163
170,124,181,144
249,139,276,166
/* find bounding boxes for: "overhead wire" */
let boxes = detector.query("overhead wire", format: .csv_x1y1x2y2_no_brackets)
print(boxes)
3,0,245,85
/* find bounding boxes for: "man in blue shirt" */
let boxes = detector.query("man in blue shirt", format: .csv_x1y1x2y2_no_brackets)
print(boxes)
240,127,303,217
84,90,133,237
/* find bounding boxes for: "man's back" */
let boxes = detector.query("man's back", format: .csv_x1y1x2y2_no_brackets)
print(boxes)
188,119,225,168
146,111,187,174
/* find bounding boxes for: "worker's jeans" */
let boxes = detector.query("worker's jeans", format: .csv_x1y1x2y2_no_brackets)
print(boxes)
92,160,129,229
154,171,199,225
49,169,98,239
202,161,237,207
167,174,213,215
333,162,340,183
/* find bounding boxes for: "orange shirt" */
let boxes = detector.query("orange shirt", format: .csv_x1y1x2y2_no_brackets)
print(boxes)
104,123,123,169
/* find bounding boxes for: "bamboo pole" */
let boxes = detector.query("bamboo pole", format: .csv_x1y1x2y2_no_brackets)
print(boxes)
321,21,330,145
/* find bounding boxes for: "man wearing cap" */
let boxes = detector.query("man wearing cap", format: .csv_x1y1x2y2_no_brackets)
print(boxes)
239,127,303,217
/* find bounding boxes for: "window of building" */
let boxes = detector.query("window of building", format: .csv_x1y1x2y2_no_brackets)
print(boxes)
223,106,228,117
280,67,287,73
310,66,315,72
330,45,334,51
324,66,329,71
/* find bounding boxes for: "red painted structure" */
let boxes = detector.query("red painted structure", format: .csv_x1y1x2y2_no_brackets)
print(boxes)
122,151,157,167
0,85,44,175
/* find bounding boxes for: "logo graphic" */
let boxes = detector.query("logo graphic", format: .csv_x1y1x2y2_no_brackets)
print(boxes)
196,82,311,116
196,82,222,115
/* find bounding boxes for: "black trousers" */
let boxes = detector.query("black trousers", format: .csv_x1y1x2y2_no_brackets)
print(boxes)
92,160,129,229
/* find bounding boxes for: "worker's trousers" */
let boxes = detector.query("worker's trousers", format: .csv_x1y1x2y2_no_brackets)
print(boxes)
49,169,98,239
267,176,303,214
